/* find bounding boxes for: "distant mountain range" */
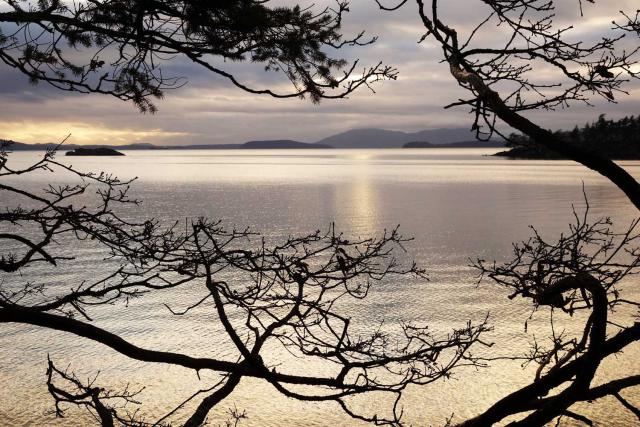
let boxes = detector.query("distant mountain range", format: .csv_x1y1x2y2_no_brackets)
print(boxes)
1,141,164,151
316,127,490,148
242,140,332,149
1,139,326,151
3,127,504,151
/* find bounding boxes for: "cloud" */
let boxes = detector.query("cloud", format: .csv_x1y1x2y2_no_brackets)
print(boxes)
0,120,191,145
0,0,638,145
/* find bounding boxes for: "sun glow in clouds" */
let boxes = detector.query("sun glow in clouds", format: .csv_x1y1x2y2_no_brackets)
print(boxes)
0,121,191,145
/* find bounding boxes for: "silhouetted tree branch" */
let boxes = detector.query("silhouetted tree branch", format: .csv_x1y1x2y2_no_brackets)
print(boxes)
617,10,640,39
0,143,489,425
46,355,146,427
0,0,397,111
376,0,640,209
466,201,640,425
373,3,640,418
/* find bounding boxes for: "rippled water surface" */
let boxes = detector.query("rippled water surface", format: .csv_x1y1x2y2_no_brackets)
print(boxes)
1,148,639,426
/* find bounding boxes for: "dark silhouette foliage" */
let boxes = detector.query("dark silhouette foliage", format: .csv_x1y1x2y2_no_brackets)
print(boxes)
501,115,640,159
372,0,640,424
376,0,640,209
0,0,396,111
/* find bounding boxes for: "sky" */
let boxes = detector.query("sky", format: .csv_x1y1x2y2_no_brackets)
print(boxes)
0,0,639,146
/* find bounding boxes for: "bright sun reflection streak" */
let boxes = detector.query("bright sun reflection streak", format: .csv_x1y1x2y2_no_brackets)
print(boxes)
333,159,378,237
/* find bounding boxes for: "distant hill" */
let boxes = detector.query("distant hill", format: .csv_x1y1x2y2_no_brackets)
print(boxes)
316,129,413,148
408,128,490,145
315,127,485,148
403,141,434,148
4,141,64,150
404,140,505,148
241,140,331,149
168,144,240,149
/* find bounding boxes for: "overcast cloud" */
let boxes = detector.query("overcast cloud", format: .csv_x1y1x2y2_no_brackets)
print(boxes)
0,0,638,145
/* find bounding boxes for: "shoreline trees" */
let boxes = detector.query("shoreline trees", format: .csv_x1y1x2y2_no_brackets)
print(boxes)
498,115,640,159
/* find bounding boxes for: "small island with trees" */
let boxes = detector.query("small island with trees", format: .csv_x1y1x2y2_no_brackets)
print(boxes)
496,115,640,160
403,140,504,148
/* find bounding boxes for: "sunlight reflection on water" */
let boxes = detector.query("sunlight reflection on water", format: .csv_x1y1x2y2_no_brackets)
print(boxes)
1,148,639,426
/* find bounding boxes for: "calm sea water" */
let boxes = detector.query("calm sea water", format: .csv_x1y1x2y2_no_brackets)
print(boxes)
1,148,639,426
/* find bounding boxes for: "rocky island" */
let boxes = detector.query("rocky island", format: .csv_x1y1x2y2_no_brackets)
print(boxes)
66,147,125,156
